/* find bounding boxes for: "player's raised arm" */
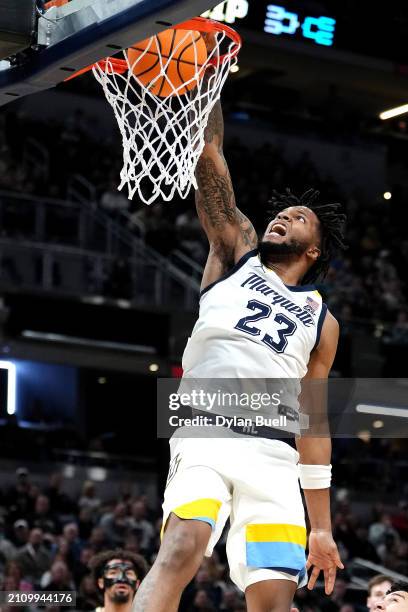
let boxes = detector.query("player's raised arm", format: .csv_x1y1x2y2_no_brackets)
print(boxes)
296,312,344,595
195,100,258,289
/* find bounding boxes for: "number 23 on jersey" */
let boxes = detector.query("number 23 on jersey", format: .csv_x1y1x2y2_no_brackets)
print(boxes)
235,299,297,353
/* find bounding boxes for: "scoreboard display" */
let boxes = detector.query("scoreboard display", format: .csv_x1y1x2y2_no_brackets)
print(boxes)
203,1,336,47
263,4,335,47
203,1,404,62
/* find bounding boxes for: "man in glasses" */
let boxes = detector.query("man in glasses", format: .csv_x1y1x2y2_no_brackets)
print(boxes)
90,549,148,612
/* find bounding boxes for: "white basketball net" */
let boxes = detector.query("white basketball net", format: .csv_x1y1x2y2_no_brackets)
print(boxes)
92,20,241,205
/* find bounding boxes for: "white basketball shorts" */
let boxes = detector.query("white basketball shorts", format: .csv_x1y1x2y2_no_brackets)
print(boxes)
162,435,308,592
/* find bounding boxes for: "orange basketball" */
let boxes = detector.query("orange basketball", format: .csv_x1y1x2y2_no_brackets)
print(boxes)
127,28,208,97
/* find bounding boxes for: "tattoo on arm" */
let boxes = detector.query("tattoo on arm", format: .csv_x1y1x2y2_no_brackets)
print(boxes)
195,158,258,249
196,99,258,254
236,209,258,248
196,157,235,230
204,100,224,149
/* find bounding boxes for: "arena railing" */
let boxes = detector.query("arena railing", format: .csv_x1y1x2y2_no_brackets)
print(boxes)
351,557,408,585
0,189,200,308
0,237,199,308
169,249,204,286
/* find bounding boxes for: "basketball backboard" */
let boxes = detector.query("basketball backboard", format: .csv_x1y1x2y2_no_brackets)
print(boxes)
0,0,216,107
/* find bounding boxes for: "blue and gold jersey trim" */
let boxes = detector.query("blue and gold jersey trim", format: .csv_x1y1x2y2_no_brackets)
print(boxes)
245,523,307,575
172,498,222,530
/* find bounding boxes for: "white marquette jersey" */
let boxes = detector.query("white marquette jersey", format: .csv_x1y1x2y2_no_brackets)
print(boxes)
182,249,327,379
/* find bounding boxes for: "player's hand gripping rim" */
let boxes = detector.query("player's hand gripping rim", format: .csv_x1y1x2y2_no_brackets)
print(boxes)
306,529,344,595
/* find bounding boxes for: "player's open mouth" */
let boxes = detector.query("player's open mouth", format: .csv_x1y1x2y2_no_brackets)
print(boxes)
269,223,287,237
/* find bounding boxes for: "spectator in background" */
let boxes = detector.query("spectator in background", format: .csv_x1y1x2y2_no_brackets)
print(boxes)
0,459,407,611
78,507,95,541
348,526,380,563
100,502,132,548
391,541,408,575
123,533,141,556
53,536,72,568
62,522,83,564
321,576,351,612
11,519,30,548
0,574,27,607
293,585,322,612
73,547,94,586
88,526,110,554
79,481,101,514
369,514,400,560
90,549,148,612
0,516,16,560
30,494,58,534
41,559,75,592
219,588,242,611
129,501,154,554
333,512,358,558
194,567,223,609
367,575,393,611
378,534,400,569
6,467,33,521
3,559,33,591
45,473,76,517
76,574,100,611
392,501,408,539
15,528,53,585
188,589,216,612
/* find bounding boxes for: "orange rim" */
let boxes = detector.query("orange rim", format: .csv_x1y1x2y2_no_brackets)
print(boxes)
179,17,242,64
44,0,69,8
65,17,241,81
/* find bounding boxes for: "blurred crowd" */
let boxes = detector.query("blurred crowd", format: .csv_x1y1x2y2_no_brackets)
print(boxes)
0,108,408,355
0,466,407,612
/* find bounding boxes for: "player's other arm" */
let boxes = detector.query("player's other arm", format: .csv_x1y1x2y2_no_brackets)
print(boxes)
195,101,258,290
296,312,344,594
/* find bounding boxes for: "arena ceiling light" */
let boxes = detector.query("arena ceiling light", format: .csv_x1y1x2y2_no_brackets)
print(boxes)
0,360,16,415
379,104,408,120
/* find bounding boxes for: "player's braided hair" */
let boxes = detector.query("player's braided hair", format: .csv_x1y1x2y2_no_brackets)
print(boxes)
267,188,347,284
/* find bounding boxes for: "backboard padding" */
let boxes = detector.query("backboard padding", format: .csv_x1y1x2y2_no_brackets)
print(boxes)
0,0,216,107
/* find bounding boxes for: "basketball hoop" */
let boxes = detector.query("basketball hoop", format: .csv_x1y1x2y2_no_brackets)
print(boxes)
70,17,241,205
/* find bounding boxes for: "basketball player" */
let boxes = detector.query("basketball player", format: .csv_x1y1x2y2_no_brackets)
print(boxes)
133,99,346,612
90,549,148,612
368,575,393,611
375,583,408,612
